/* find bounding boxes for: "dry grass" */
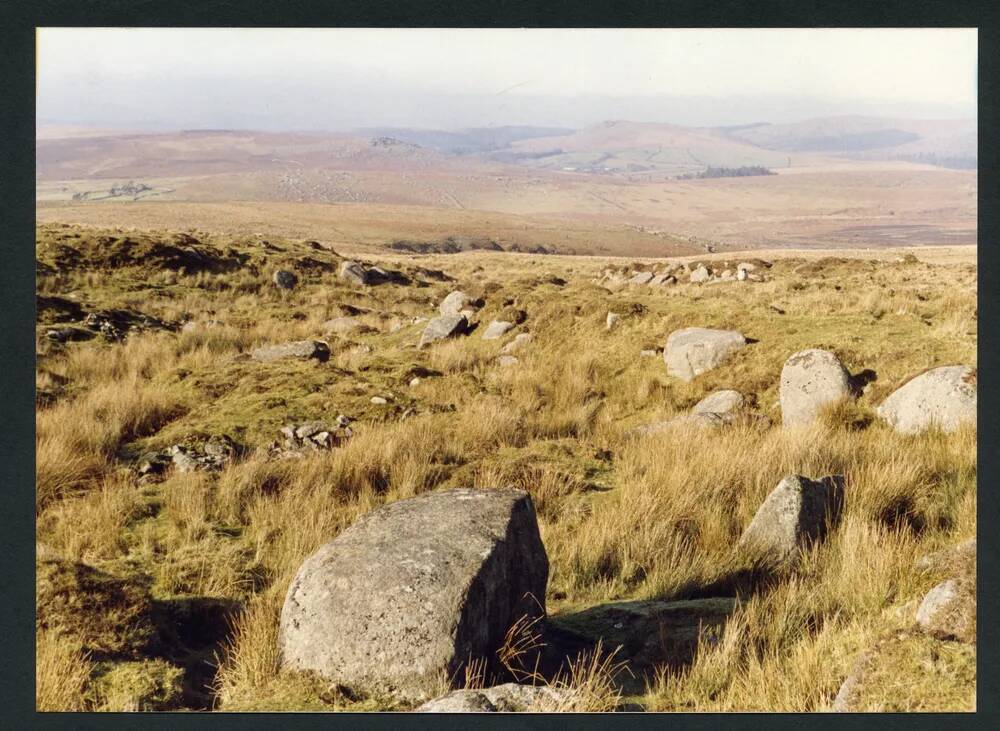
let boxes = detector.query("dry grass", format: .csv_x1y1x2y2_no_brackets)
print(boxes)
34,222,976,712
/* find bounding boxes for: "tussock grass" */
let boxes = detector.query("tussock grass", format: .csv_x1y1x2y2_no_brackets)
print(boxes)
35,223,976,711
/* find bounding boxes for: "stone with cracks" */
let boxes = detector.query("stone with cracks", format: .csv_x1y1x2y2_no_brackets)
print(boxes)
663,327,747,381
876,365,977,434
738,475,845,563
779,349,853,427
418,314,468,349
278,488,549,701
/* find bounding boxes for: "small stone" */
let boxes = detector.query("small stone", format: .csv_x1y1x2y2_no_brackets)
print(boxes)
497,355,519,367
272,269,298,290
481,320,514,340
371,396,388,405
606,312,621,330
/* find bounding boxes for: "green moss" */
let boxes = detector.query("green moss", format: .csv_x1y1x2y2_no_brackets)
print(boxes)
87,659,186,711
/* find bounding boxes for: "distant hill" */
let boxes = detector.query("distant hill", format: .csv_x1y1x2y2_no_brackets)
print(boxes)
356,126,574,154
723,115,976,168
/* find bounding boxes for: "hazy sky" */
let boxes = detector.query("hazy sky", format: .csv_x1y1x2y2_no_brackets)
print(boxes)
37,28,978,130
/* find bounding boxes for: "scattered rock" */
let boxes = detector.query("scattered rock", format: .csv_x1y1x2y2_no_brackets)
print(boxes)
876,366,977,434
83,309,173,342
440,290,482,317
418,314,468,349
272,269,299,290
663,327,747,381
628,271,655,286
44,326,96,343
166,436,242,473
501,333,533,355
278,488,549,701
779,349,853,427
497,355,520,367
323,317,375,335
689,265,711,283
250,340,331,363
692,389,744,417
738,475,845,562
272,416,353,457
418,683,577,712
482,320,515,340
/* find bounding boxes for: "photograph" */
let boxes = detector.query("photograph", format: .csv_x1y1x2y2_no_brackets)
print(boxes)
33,27,977,713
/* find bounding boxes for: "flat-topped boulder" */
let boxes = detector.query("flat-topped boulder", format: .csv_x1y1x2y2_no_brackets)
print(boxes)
663,327,747,381
278,488,549,701
418,314,468,348
876,365,976,434
779,349,853,427
251,339,330,363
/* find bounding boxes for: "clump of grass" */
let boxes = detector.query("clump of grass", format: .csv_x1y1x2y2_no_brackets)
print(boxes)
36,631,93,711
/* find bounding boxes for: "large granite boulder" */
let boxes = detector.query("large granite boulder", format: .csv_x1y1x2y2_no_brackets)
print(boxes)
663,328,747,381
779,349,853,427
876,365,976,434
738,475,845,563
250,340,330,363
418,314,468,349
278,488,549,701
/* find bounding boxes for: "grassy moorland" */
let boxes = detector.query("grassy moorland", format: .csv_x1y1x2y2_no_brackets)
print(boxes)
35,222,975,711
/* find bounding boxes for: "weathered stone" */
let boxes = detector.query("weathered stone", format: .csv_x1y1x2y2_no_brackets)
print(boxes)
738,475,845,562
501,333,533,355
338,260,371,286
323,317,374,335
497,355,519,367
663,327,747,381
371,396,388,405
272,269,298,290
629,271,654,286
251,340,331,363
418,683,577,713
482,321,514,340
689,265,711,283
779,349,853,427
440,290,479,317
737,268,748,281
606,312,621,331
418,314,468,349
278,488,549,700
692,389,744,417
876,366,977,434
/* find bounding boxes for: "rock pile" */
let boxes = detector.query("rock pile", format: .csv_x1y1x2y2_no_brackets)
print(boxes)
270,417,353,457
138,435,243,477
419,683,577,713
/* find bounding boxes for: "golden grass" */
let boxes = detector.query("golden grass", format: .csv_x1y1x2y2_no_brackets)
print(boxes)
34,222,976,712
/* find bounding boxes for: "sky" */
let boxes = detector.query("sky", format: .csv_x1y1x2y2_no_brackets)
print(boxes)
36,28,978,131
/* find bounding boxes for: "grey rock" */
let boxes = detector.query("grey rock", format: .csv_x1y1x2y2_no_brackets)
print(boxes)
606,312,621,330
482,321,514,340
501,333,533,355
779,349,853,427
339,260,371,286
689,265,711,283
738,475,845,562
876,365,977,434
278,488,549,701
692,389,744,417
418,683,577,713
663,327,747,381
629,271,654,286
440,291,478,317
272,269,298,290
45,326,95,343
323,317,374,335
251,340,331,363
418,314,468,349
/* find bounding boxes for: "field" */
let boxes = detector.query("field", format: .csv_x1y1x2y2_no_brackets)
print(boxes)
35,216,976,711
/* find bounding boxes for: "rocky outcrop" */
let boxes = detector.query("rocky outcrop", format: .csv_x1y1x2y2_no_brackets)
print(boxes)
876,366,977,434
278,488,549,701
